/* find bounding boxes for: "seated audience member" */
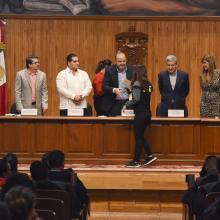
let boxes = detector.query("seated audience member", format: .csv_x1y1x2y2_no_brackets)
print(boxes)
56,53,92,116
182,155,219,218
196,155,219,186
30,160,62,190
47,150,90,218
199,157,220,194
0,158,11,187
4,186,38,220
157,55,189,117
102,51,134,116
1,173,34,199
3,153,18,174
0,201,11,220
92,59,112,116
202,197,220,220
41,151,51,169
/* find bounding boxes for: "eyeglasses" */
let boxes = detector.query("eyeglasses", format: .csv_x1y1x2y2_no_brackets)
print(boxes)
32,61,40,64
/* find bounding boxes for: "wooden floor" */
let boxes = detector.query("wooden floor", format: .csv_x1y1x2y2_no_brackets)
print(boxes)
75,165,200,220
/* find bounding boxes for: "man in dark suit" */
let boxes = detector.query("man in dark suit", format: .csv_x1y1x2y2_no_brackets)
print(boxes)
102,51,133,116
157,55,189,117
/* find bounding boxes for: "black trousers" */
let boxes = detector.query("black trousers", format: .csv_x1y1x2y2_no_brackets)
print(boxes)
133,111,152,162
93,95,104,116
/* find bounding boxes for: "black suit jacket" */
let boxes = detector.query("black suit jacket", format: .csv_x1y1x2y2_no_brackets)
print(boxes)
102,64,133,115
158,70,189,117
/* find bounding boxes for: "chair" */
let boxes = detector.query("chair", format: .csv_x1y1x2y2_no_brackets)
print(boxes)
36,198,65,220
35,189,71,220
10,102,19,114
183,174,196,220
36,209,58,220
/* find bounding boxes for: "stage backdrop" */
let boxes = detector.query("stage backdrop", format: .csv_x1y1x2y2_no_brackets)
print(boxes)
1,0,220,16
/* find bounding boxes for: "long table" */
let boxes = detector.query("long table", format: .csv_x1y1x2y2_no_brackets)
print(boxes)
0,116,219,164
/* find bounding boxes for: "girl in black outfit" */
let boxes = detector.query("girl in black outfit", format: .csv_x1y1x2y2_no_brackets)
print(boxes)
123,65,157,167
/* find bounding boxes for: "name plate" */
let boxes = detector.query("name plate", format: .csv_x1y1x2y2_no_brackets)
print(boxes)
121,109,135,117
168,109,184,117
68,108,84,116
21,108,38,116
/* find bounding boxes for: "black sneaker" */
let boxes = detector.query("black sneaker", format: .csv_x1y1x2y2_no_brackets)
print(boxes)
144,155,157,165
125,160,141,168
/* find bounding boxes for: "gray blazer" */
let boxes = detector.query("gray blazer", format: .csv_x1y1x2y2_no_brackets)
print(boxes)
15,69,48,115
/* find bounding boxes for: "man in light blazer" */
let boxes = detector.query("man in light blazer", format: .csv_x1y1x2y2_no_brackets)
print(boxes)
157,55,189,117
15,55,48,115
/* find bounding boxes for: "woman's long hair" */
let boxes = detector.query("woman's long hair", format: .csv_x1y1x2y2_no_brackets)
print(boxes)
95,59,112,73
201,55,216,82
131,65,147,87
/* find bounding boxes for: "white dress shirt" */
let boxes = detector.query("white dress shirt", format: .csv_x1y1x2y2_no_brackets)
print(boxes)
56,67,92,110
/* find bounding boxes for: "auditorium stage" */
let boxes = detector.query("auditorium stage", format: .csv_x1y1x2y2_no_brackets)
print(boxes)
19,163,201,220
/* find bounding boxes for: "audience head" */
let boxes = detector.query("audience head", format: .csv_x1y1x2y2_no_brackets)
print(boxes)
201,55,216,75
165,55,178,75
30,161,48,182
115,51,127,72
41,151,51,169
1,173,34,199
0,201,11,220
0,158,11,178
4,186,37,220
25,55,40,70
66,53,79,71
4,153,18,173
200,155,219,177
95,59,112,73
48,150,65,170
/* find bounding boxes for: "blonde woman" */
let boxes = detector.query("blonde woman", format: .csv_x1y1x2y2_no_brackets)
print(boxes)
200,55,220,118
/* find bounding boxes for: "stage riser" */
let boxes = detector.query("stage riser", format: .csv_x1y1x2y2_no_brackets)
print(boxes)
88,190,184,220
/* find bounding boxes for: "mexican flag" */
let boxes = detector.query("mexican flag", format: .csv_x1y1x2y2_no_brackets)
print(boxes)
0,20,7,115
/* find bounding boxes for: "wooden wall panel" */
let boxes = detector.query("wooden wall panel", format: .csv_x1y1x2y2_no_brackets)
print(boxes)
34,123,63,152
4,17,220,117
63,123,96,153
103,123,134,157
0,117,208,164
201,125,220,157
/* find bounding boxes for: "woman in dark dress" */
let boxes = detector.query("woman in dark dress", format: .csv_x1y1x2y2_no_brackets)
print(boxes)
200,55,220,118
123,65,157,167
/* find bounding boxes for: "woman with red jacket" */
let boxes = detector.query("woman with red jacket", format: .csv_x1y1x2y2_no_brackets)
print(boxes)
92,59,112,115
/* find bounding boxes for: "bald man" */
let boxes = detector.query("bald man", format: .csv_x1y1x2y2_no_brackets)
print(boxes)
102,51,134,116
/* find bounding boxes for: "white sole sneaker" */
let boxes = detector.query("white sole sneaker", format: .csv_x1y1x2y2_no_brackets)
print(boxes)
144,156,157,165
